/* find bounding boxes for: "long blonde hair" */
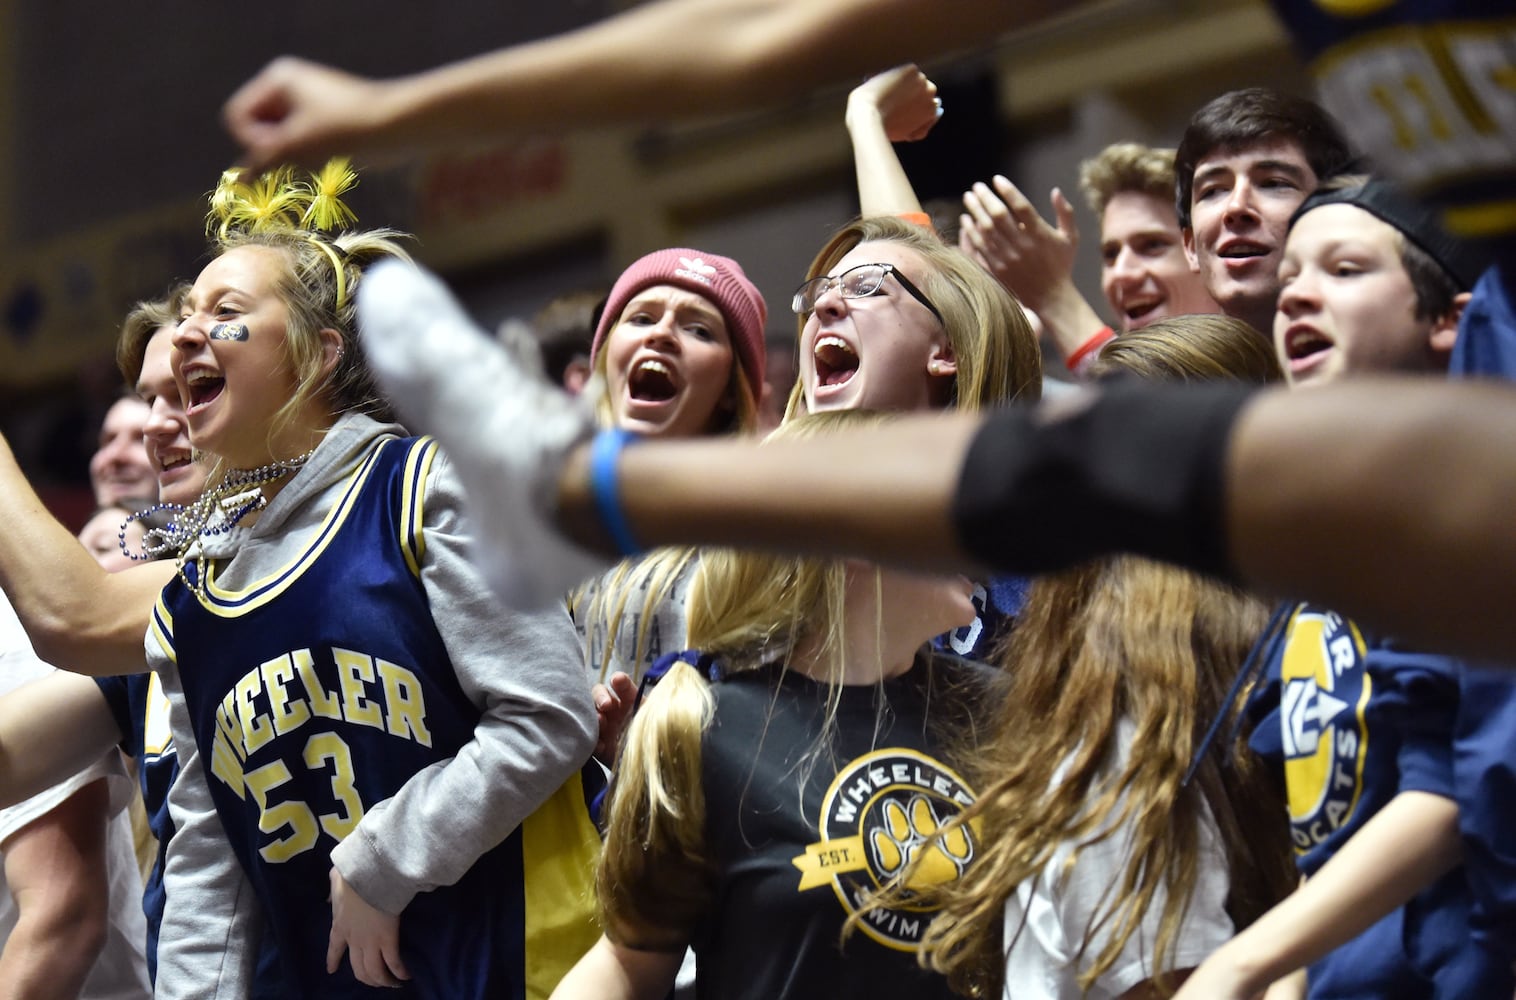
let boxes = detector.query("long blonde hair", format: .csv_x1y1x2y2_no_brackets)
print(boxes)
597,411,915,946
910,314,1292,997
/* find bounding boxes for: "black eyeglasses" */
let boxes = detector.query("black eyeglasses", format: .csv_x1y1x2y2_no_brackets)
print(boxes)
791,263,944,325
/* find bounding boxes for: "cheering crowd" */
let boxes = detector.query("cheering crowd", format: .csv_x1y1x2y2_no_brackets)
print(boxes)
0,0,1512,997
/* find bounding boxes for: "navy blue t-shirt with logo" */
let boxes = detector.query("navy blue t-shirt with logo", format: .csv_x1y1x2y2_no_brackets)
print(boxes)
1248,603,1511,998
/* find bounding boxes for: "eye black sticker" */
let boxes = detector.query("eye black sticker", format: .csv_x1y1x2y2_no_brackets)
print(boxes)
209,323,250,342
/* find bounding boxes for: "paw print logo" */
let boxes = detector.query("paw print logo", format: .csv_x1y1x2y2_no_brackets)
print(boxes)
868,793,974,889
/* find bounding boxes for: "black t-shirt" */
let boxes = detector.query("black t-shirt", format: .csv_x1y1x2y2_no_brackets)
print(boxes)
691,656,988,999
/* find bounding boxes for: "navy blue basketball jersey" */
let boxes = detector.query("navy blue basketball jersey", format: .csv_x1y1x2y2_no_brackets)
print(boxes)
152,436,595,999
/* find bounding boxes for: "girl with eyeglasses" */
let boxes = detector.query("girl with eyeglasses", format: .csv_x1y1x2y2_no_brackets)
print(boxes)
778,215,1043,666
789,215,1040,419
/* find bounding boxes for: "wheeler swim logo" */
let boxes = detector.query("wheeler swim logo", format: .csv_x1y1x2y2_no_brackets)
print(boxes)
792,748,976,950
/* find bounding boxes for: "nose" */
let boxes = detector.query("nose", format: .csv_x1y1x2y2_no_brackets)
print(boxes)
1109,246,1147,285
97,434,130,467
638,313,680,351
143,396,184,439
170,314,204,352
1276,268,1319,317
811,278,849,320
1222,179,1258,222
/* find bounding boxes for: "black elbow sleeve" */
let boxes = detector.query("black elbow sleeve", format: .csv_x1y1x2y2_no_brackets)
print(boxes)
950,380,1256,579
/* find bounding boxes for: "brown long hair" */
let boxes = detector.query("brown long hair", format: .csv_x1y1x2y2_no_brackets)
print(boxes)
917,561,1292,995
910,314,1293,996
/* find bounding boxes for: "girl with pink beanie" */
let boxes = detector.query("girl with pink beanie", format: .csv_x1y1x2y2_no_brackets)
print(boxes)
572,248,769,710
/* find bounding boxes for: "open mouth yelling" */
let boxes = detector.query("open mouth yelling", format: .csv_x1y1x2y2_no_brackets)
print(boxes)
628,358,680,404
1283,324,1333,375
184,370,225,415
813,335,859,390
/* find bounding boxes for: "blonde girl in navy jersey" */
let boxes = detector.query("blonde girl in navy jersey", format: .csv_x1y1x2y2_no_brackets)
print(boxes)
143,162,604,1000
0,162,600,999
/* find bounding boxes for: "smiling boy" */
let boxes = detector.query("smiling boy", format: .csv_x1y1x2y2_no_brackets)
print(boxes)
1175,89,1354,336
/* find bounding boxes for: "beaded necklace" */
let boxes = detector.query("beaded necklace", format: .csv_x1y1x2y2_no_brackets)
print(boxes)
118,449,315,599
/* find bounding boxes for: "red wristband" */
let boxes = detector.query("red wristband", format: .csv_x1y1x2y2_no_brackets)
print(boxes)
1065,326,1115,373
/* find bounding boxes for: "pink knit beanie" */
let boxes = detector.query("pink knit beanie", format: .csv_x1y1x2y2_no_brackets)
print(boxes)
591,248,768,401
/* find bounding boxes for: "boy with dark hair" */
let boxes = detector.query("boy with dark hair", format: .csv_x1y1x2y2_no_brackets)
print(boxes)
1175,88,1354,335
1174,88,1356,232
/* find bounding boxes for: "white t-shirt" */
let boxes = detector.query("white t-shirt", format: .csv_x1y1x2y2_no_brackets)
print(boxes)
0,592,150,1000
1002,722,1233,999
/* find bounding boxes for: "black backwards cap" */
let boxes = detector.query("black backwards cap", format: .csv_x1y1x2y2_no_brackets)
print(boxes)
1290,178,1489,291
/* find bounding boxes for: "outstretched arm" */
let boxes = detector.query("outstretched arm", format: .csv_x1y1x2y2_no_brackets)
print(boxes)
225,0,1061,170
559,378,1516,661
0,434,170,676
1171,792,1461,1000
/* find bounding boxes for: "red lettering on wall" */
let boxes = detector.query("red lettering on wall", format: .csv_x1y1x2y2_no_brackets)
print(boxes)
419,141,568,226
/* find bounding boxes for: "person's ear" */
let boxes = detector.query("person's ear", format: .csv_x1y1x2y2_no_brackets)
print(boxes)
562,357,593,395
1183,227,1199,273
319,328,344,379
1429,290,1472,356
927,343,957,379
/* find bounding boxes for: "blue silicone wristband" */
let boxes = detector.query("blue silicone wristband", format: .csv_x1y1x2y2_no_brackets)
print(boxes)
590,427,644,556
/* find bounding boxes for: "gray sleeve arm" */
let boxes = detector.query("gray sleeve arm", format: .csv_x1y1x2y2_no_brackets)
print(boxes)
330,451,596,914
153,650,264,1000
